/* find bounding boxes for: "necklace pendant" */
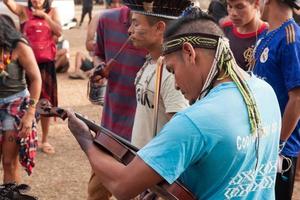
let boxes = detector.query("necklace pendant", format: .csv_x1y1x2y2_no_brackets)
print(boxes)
260,47,269,63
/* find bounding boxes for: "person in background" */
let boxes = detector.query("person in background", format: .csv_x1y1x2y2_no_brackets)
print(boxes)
293,8,300,24
222,0,267,71
0,15,41,184
254,0,300,199
208,0,228,24
55,37,70,73
126,0,189,148
4,0,62,155
68,52,92,79
69,12,101,80
105,0,121,8
84,5,148,199
79,0,93,26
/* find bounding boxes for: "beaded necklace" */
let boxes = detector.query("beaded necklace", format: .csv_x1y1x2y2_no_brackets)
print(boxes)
250,18,293,70
0,48,11,77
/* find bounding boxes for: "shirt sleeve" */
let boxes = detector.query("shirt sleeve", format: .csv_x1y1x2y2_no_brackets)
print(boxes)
160,70,189,113
94,16,106,61
137,113,206,184
280,39,300,91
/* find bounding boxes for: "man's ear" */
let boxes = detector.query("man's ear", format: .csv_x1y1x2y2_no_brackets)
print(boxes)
156,21,166,34
263,0,270,5
182,42,196,65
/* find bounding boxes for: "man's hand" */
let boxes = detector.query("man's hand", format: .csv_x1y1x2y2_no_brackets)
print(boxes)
67,111,94,152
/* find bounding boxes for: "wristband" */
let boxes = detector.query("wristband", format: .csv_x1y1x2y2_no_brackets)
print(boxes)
28,98,37,108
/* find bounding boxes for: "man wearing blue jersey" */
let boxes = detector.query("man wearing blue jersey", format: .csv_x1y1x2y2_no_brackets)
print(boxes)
254,0,300,199
67,8,281,199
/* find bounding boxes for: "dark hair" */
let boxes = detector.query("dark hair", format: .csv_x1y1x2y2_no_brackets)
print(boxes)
28,0,52,13
145,15,172,26
0,14,16,29
283,0,300,9
165,7,224,39
0,16,24,51
208,0,228,23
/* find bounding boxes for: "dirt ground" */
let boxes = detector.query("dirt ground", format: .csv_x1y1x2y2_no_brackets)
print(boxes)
0,3,299,200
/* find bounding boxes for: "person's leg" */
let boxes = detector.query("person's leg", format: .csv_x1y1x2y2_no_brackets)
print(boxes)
55,49,70,73
79,8,88,26
69,52,88,79
275,156,298,200
2,130,20,183
40,116,55,154
75,52,85,73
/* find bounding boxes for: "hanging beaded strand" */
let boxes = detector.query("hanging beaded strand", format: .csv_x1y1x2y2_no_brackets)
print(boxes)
0,48,11,77
0,48,4,72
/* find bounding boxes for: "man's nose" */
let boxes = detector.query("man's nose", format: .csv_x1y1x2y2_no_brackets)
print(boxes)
128,25,134,36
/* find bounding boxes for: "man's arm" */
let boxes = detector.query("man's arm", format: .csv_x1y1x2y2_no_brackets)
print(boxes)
86,146,163,199
86,12,101,52
280,87,300,141
67,112,163,200
93,14,106,68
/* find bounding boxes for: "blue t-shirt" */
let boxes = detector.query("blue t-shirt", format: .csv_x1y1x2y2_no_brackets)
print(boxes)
138,76,281,200
253,19,300,157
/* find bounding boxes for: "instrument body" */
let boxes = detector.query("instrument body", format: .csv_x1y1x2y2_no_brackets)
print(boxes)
36,99,196,200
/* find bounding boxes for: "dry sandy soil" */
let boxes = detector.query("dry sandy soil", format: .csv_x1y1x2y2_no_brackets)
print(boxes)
0,3,299,200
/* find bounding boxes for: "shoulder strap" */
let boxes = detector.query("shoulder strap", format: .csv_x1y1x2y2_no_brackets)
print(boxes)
25,7,33,19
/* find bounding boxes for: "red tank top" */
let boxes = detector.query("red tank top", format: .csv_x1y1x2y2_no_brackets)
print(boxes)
23,8,56,63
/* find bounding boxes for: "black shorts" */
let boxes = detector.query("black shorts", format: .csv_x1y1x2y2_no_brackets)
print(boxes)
81,58,94,72
275,156,298,200
82,6,92,14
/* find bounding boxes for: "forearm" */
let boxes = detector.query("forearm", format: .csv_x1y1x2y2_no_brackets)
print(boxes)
280,97,300,140
86,146,161,200
73,133,136,199
27,76,41,110
85,146,136,199
68,112,162,199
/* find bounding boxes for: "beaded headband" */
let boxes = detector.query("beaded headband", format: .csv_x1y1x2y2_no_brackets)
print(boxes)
162,33,221,55
123,0,192,20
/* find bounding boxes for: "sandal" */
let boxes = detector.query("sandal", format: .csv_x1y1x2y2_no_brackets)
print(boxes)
41,142,55,155
69,72,86,80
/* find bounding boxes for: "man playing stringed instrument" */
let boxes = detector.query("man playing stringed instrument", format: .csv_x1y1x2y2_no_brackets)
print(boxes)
126,0,190,149
67,7,282,199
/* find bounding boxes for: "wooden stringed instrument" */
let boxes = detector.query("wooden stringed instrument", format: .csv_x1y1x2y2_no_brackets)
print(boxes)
36,99,196,200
